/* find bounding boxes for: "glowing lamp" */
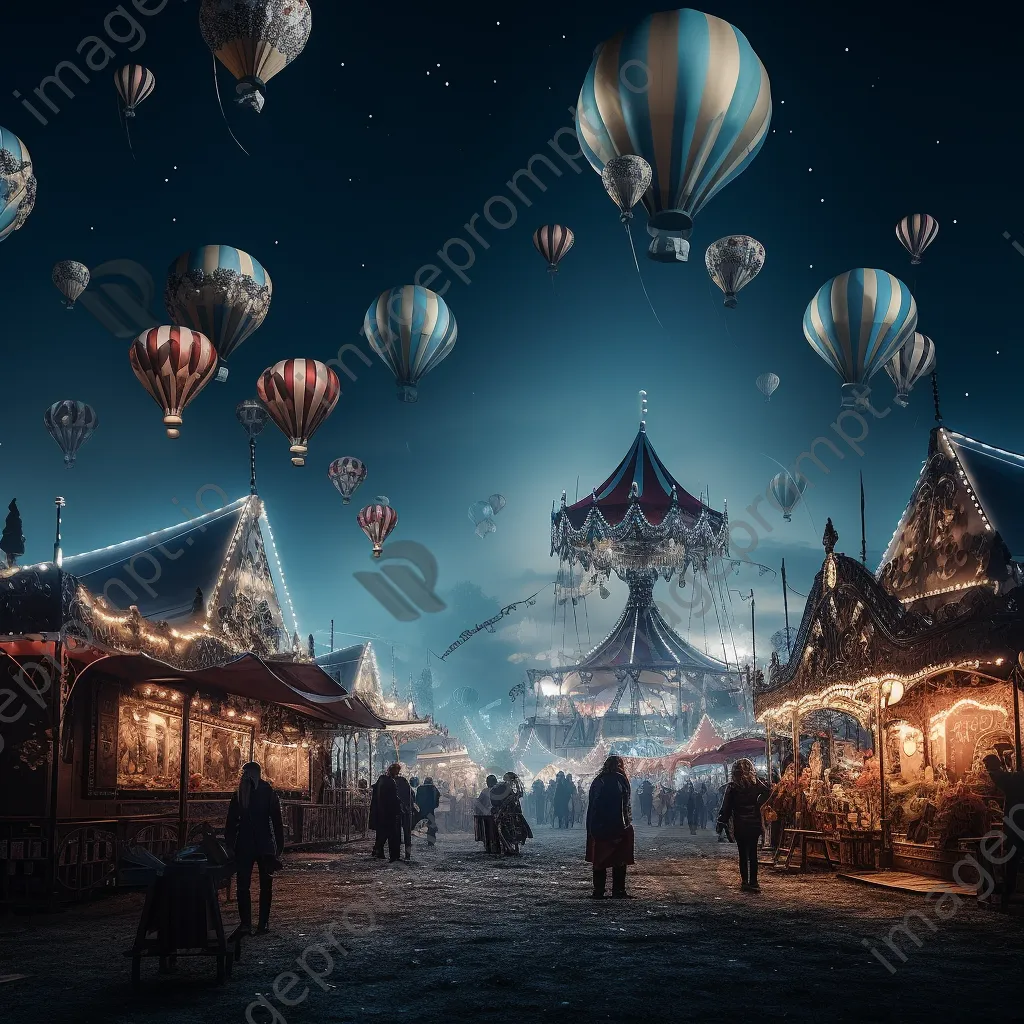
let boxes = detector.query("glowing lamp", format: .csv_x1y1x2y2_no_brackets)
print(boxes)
880,679,904,707
903,736,918,757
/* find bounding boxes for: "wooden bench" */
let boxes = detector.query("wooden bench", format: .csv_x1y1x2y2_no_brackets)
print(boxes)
773,828,836,872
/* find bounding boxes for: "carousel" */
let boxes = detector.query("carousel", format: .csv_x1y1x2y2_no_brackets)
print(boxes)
755,423,1024,881
517,399,746,764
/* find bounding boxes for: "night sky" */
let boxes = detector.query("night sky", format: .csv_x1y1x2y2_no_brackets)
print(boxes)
2,1,1022,726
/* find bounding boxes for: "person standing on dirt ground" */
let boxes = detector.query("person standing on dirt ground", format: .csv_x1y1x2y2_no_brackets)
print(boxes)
225,762,284,936
393,764,415,861
639,778,654,826
983,754,1024,910
696,782,709,829
375,765,402,862
586,755,635,899
369,772,387,858
417,776,441,847
686,782,697,834
674,786,688,829
531,777,546,824
717,758,770,893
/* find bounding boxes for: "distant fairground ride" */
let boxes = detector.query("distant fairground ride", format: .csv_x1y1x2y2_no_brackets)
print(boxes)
514,397,749,764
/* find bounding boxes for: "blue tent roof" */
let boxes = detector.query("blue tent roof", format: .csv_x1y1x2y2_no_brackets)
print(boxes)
946,431,1024,561
63,498,249,622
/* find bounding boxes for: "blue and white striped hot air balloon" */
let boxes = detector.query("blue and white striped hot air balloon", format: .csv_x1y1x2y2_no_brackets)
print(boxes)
803,269,918,408
576,9,772,263
363,285,458,403
0,127,37,243
164,245,273,382
885,332,936,408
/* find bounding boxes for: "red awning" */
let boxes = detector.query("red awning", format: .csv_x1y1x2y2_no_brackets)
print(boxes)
70,652,388,730
683,736,767,768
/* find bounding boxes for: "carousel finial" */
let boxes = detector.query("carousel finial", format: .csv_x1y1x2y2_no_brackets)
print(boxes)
639,389,648,427
823,518,838,554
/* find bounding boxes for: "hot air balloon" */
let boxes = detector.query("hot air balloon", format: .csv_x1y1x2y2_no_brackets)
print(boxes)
358,503,398,558
755,373,780,401
363,285,458,403
706,236,765,307
469,500,496,538
769,471,806,522
487,493,506,516
803,269,918,408
532,225,574,273
165,245,272,382
577,10,772,263
896,214,939,265
43,401,98,467
52,261,90,310
257,359,339,467
886,332,936,408
114,65,156,117
328,457,367,504
452,686,479,709
199,0,312,112
235,397,268,437
129,327,218,438
601,155,652,222
0,127,36,243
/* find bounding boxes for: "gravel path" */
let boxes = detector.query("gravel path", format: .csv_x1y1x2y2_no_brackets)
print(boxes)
1,823,1021,1023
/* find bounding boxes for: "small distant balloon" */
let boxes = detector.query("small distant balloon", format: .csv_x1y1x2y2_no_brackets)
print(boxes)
475,518,497,539
130,326,217,439
769,471,807,522
358,503,398,558
235,397,268,438
487,493,507,516
532,225,574,273
705,236,765,308
885,332,936,407
44,400,98,468
896,214,939,265
601,155,652,222
755,373,780,401
256,358,340,466
375,495,390,507
52,261,90,310
328,457,367,504
114,65,156,118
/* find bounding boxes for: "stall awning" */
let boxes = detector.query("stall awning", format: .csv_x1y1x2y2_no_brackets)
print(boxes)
70,651,388,730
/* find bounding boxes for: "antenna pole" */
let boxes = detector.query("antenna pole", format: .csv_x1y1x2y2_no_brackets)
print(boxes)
860,471,867,566
930,370,942,424
53,496,66,567
781,559,791,656
638,389,648,427
249,437,258,495
330,618,334,653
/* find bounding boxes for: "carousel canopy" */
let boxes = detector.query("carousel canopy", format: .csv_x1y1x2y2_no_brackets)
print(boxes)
560,423,714,529
679,714,726,755
580,594,733,674
550,423,728,575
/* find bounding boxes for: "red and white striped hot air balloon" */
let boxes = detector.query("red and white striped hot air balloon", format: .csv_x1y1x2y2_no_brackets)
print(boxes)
357,503,398,558
114,65,156,118
532,224,574,273
129,326,217,438
256,358,340,466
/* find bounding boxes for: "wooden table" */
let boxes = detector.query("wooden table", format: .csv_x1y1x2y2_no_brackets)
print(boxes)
127,861,241,988
773,828,837,872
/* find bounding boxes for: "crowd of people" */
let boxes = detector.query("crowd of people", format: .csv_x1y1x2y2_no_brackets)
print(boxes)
528,771,587,827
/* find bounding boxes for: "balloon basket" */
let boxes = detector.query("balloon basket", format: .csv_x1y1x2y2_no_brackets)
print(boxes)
371,548,382,559
124,109,136,119
164,414,183,440
894,395,910,408
724,294,737,309
166,429,181,440
397,385,418,403
291,457,305,467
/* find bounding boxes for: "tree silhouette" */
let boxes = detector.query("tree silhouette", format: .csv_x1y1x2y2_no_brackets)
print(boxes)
0,499,25,568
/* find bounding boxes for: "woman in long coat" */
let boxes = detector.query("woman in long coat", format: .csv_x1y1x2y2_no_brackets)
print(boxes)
717,758,770,892
225,762,284,934
586,755,635,898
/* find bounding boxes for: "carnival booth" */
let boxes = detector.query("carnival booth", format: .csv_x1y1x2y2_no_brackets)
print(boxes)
0,494,397,906
755,427,1024,882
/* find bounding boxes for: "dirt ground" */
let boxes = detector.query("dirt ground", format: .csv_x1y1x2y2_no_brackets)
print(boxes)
1,823,1022,1024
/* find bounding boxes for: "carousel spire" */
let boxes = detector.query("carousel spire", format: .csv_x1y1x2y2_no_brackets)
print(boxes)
639,389,648,428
